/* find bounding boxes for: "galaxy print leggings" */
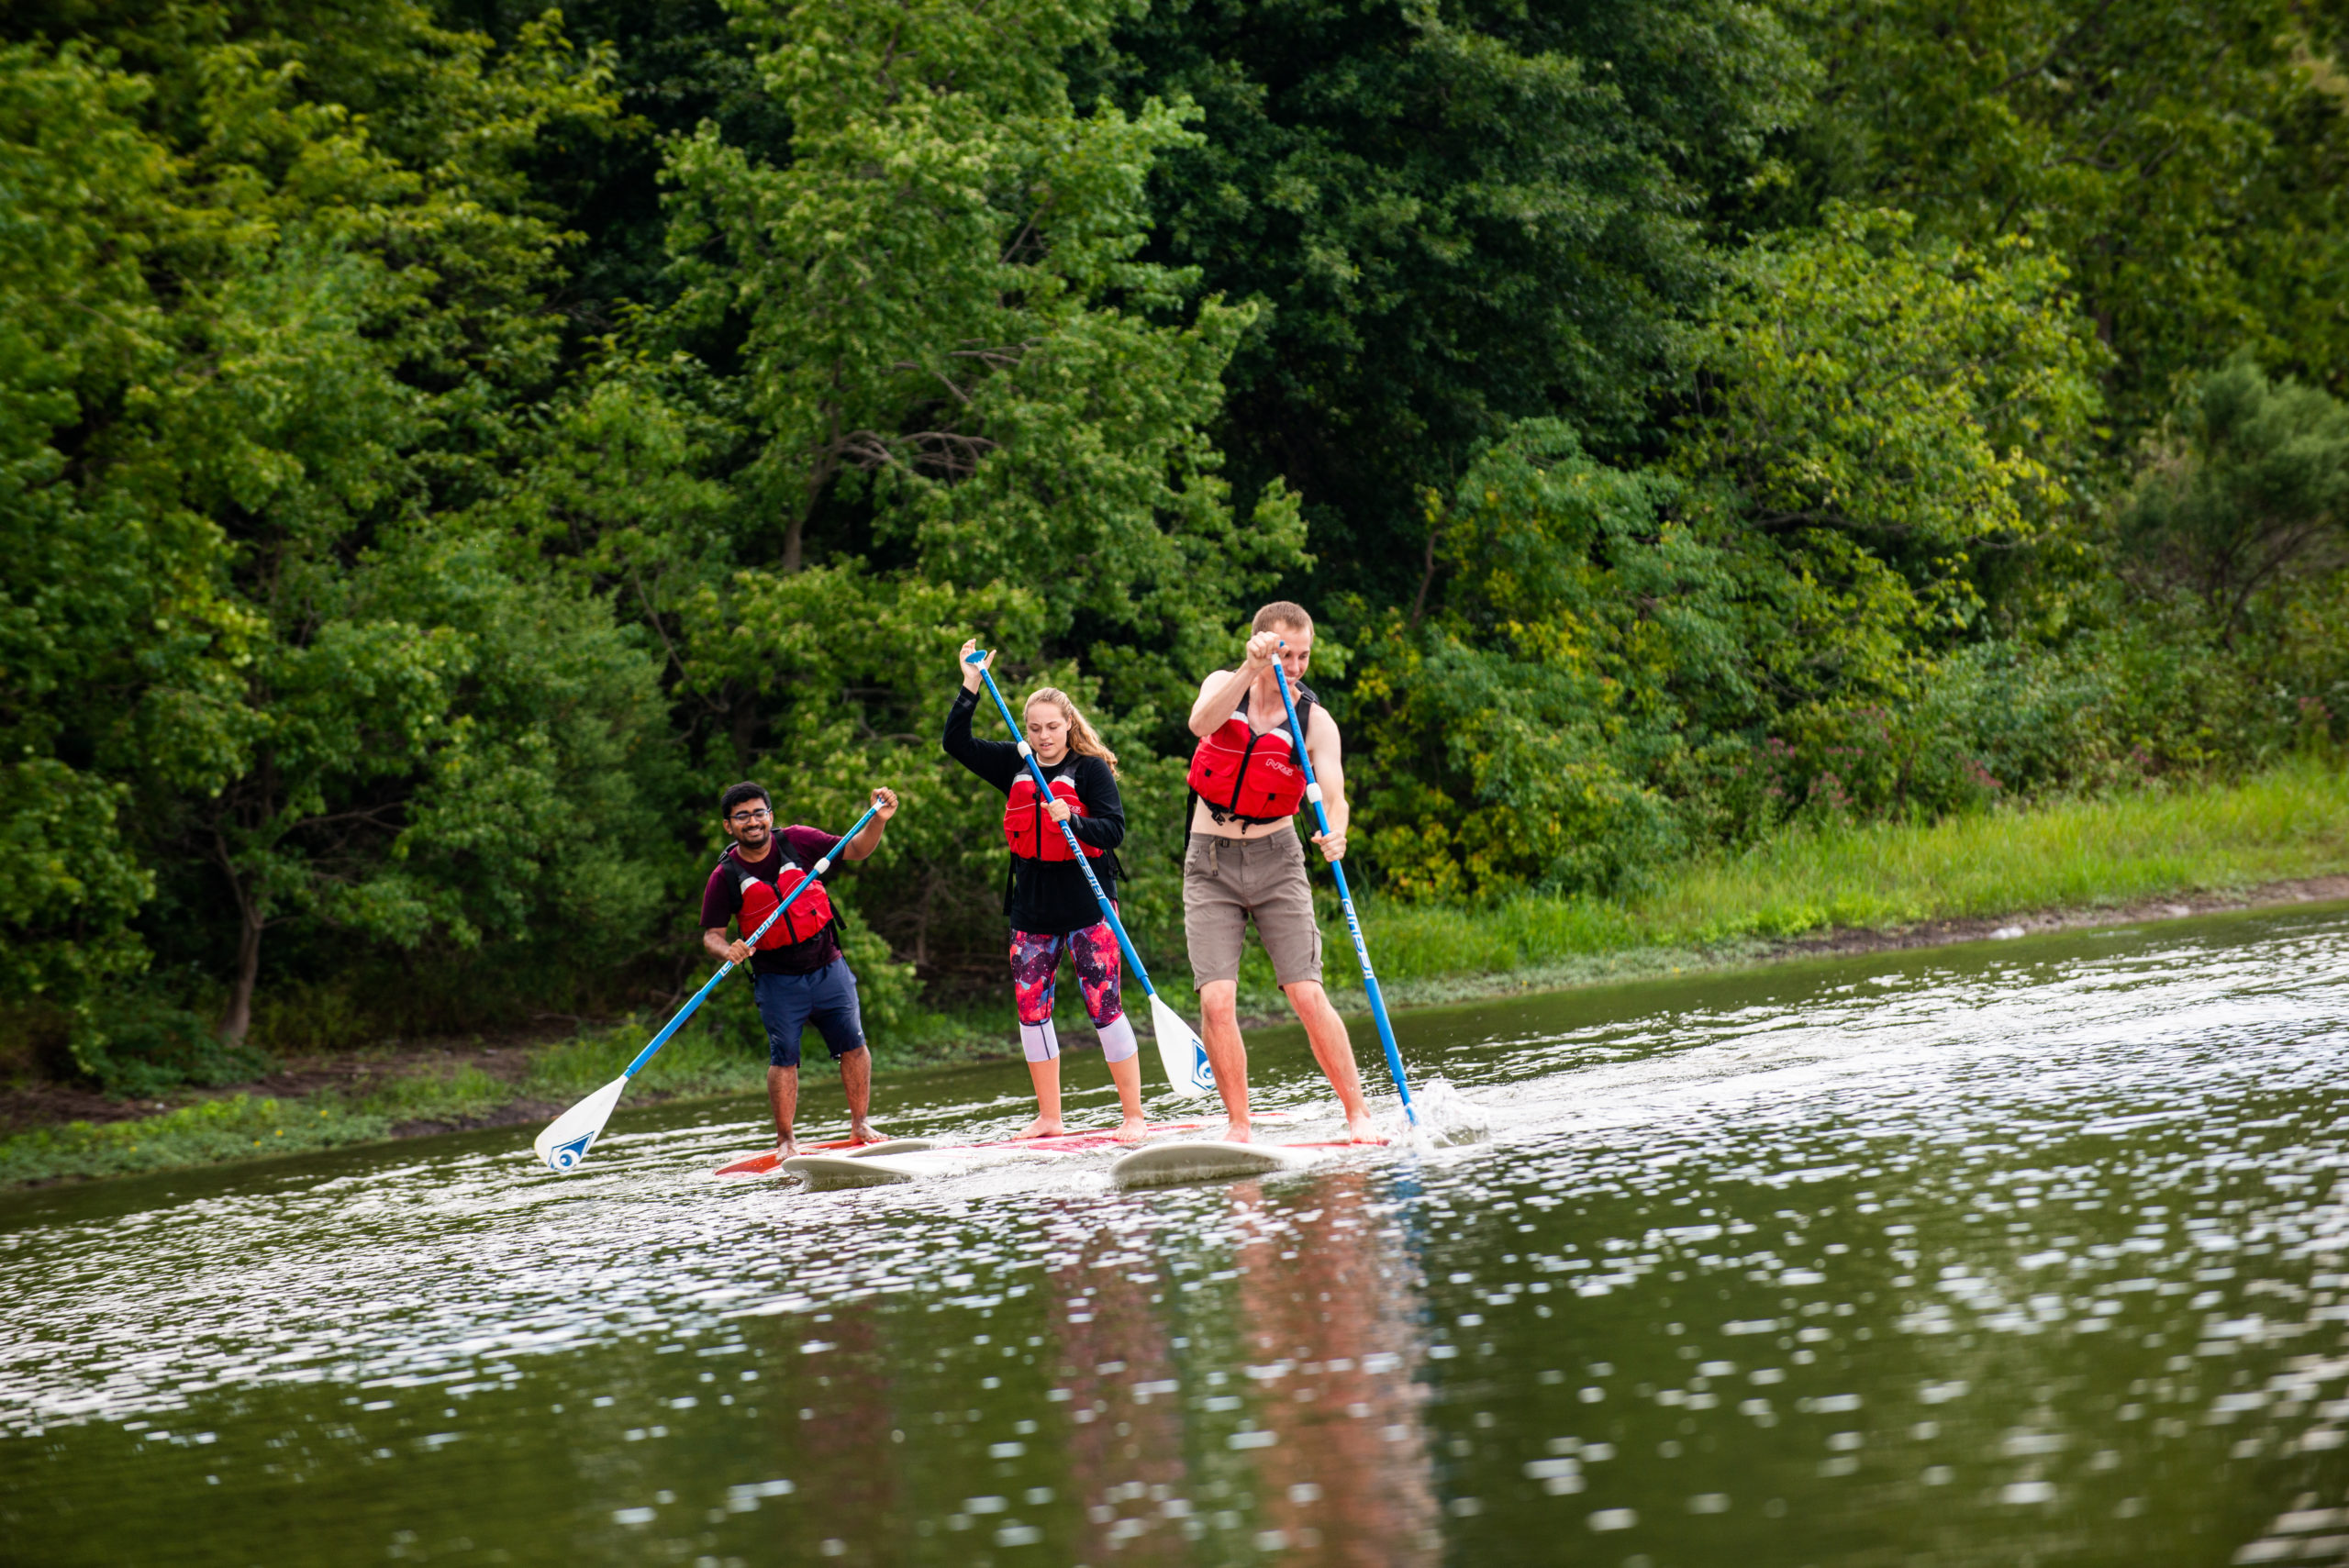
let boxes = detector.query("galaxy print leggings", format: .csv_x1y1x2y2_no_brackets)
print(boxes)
1009,919,1124,1029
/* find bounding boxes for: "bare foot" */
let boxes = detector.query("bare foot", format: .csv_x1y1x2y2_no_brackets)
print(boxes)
1221,1121,1252,1144
1345,1112,1383,1145
1115,1116,1149,1145
849,1121,882,1145
1017,1116,1067,1140
775,1132,798,1158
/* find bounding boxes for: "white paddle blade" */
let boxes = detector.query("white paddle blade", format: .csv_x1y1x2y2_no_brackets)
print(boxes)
533,1075,629,1173
1150,994,1216,1098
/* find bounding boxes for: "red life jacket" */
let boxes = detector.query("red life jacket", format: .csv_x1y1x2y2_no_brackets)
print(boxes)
728,845,836,950
1186,684,1313,822
1004,767,1101,862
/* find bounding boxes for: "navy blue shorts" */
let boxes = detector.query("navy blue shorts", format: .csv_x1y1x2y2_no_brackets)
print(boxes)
752,962,866,1069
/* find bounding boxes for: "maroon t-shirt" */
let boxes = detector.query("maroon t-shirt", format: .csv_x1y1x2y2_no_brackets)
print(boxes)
701,826,846,975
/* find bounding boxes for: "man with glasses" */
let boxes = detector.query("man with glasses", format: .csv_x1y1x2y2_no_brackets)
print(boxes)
702,782,899,1154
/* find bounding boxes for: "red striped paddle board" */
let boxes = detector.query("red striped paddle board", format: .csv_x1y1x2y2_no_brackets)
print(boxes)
715,1135,934,1176
778,1116,1297,1190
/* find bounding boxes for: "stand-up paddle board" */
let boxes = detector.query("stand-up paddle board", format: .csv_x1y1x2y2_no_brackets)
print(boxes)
715,1136,934,1176
1108,1139,1375,1190
780,1117,1294,1191
781,1151,932,1188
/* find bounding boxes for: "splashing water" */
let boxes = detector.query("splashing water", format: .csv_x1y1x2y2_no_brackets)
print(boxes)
1399,1074,1490,1149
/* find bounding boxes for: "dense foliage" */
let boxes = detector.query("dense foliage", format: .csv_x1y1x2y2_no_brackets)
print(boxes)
6,0,2346,1086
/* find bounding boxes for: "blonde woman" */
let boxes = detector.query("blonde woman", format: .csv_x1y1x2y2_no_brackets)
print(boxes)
943,639,1145,1141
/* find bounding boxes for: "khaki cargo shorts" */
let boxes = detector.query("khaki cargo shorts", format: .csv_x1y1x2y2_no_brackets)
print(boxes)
1183,828,1323,989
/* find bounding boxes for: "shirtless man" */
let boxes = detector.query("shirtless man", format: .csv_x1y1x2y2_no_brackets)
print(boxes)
1182,601,1378,1143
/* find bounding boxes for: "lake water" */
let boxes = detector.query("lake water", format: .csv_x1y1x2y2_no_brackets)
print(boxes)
6,903,2349,1567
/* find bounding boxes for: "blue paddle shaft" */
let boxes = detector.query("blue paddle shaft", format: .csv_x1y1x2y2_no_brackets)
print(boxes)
964,653,1167,1002
622,799,885,1079
1270,653,1417,1123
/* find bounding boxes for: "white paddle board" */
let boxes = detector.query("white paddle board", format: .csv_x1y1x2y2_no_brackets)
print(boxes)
781,1117,1302,1190
1109,1140,1336,1189
782,1152,932,1189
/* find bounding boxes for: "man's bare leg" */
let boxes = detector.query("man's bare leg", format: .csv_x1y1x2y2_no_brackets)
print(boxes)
839,1045,875,1142
1019,1054,1065,1140
1198,979,1252,1142
1284,980,1378,1141
766,1062,799,1154
1106,1050,1147,1142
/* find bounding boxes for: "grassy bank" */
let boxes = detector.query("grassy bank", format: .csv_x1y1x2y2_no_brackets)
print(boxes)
0,1005,1029,1189
7,761,2345,1190
1297,758,2349,1008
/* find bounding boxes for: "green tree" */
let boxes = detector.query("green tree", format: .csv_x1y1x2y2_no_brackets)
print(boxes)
180,519,671,1046
1349,422,1734,900
1680,204,2106,696
1095,0,1816,606
0,12,666,1053
2120,354,2349,646
632,0,1302,970
1350,206,2106,898
1770,0,2349,433
1,43,260,1036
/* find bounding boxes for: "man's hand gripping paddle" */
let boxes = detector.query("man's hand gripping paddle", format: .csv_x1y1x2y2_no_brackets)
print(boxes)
965,651,1214,1097
531,795,887,1173
1270,651,1418,1127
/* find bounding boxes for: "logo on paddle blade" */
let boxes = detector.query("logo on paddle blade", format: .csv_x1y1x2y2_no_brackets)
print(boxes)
545,1131,596,1173
1183,1040,1215,1095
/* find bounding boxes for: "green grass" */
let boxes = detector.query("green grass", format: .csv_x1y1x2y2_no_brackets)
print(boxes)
0,1064,515,1188
9,760,2345,1189
519,1022,765,1103
1320,759,2349,1008
1633,759,2349,944
516,1007,1015,1105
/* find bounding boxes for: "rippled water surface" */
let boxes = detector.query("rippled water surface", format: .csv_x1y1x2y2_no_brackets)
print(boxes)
8,905,2349,1567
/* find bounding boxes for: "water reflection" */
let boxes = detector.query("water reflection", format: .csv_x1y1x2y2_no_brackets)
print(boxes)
1222,1173,1439,1566
1046,1209,1196,1562
784,1306,896,1568
4,904,2349,1566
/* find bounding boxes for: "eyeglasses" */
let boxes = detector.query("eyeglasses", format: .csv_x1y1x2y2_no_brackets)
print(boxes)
727,806,773,824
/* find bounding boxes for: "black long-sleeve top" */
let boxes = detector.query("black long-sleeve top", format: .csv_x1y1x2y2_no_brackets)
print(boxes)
943,687,1125,934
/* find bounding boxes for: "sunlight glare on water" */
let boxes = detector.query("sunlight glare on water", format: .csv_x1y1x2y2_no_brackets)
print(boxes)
5,904,2349,1566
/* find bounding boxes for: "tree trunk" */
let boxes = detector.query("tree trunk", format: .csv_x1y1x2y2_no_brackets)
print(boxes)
783,432,841,574
910,867,934,969
731,689,761,774
1409,520,1442,627
219,904,263,1047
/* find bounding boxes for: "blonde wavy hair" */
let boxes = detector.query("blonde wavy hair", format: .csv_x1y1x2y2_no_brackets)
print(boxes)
1025,687,1119,777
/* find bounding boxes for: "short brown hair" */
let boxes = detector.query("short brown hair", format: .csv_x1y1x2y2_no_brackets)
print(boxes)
1252,600,1312,635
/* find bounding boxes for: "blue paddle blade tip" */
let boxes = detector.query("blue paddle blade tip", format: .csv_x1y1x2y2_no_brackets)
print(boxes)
964,650,989,664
